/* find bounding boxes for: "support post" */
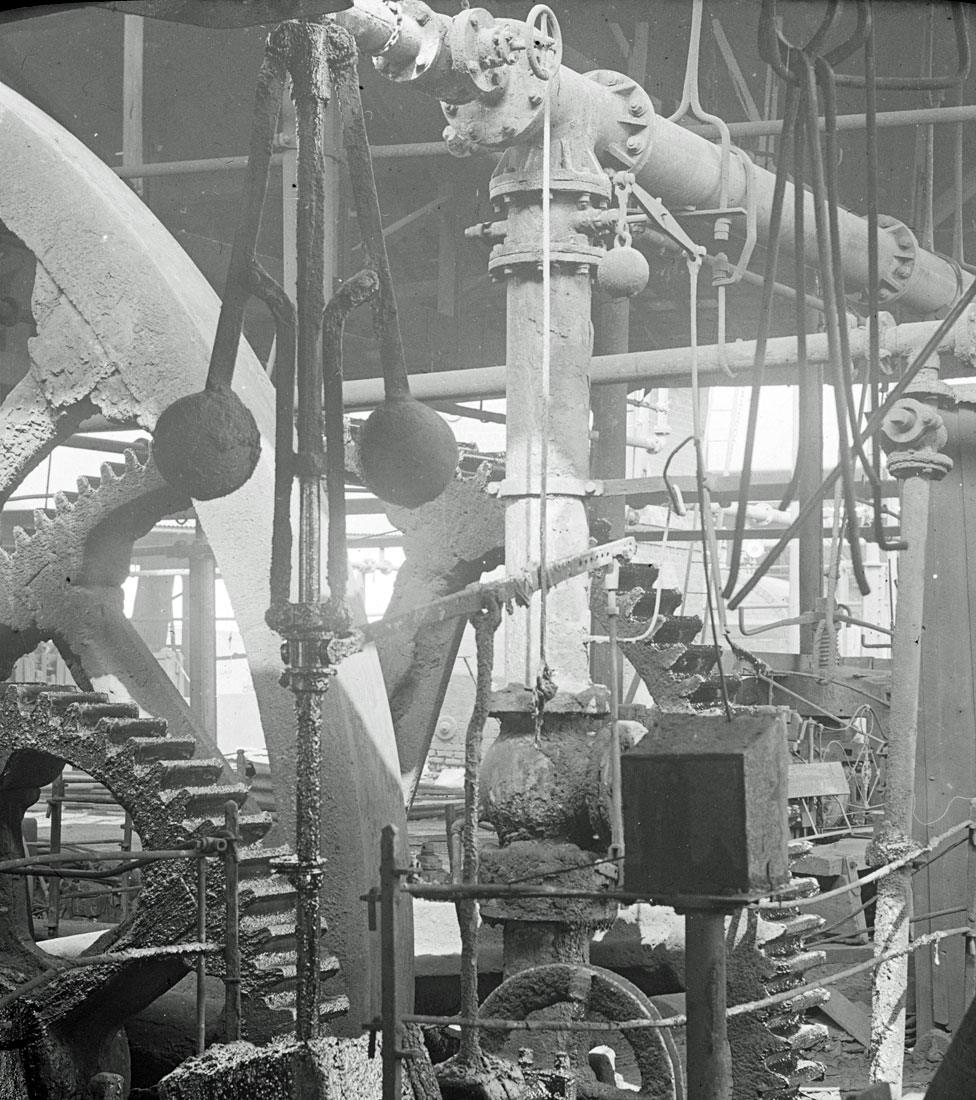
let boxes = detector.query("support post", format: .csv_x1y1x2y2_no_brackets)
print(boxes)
223,799,241,1043
380,824,402,1100
196,853,207,1054
186,524,218,743
966,800,976,1008
685,908,733,1100
797,364,823,657
870,363,952,1089
46,774,63,940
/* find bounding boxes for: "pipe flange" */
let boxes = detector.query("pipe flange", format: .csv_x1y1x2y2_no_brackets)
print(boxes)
873,215,919,306
446,7,511,96
487,241,606,276
884,448,953,481
374,0,448,85
584,69,654,174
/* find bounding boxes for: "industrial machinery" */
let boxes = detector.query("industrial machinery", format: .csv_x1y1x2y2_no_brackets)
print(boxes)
0,0,973,1098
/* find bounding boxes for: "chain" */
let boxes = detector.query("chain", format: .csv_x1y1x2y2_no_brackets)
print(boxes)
611,170,635,249
375,0,403,57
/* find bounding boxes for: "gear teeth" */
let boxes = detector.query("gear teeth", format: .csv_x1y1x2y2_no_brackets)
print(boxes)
12,527,30,549
123,448,141,472
99,462,117,484
53,491,74,514
0,683,350,1037
32,509,52,530
76,475,94,495
0,546,9,565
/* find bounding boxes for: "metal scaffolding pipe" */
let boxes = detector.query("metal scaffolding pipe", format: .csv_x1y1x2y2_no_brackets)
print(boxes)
343,313,976,408
111,102,976,180
112,142,457,179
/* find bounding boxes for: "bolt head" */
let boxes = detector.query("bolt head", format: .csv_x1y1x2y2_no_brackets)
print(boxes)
375,55,388,71
629,100,646,116
501,124,516,138
444,103,458,115
626,136,641,153
417,9,430,24
529,92,543,106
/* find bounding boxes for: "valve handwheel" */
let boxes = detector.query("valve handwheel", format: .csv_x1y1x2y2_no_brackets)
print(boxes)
525,4,562,81
478,963,684,1099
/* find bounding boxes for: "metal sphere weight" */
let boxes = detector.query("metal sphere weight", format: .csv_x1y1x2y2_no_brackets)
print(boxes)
596,245,650,299
152,386,261,501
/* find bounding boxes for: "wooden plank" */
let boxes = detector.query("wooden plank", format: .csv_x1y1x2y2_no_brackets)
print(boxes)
816,988,871,1050
788,761,850,799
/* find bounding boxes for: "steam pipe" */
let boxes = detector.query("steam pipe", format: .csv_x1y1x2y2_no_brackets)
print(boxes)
335,0,970,318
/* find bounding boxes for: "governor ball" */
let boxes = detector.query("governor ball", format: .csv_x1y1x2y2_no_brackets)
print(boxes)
596,245,650,299
153,387,261,501
360,395,458,509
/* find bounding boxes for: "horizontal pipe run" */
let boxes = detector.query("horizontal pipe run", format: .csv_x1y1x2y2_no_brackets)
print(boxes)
343,311,976,407
112,142,465,179
686,101,976,140
109,105,976,181
630,526,899,543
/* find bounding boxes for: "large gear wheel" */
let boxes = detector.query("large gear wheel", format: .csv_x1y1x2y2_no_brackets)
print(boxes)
0,682,345,1096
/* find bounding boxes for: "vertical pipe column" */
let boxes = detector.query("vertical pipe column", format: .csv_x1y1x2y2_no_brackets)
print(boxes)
503,236,594,693
871,365,952,1090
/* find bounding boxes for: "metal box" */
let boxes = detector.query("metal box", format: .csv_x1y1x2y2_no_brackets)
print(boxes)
621,707,791,900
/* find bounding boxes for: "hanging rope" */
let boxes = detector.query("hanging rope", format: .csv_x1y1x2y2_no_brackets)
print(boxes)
532,65,556,736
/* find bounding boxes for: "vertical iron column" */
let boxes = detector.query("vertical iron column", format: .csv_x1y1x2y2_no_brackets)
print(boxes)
870,363,952,1088
479,136,618,1000
684,908,733,1100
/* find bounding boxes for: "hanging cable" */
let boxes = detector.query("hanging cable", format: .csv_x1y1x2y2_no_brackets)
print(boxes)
534,68,554,717
727,271,976,610
688,256,732,719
